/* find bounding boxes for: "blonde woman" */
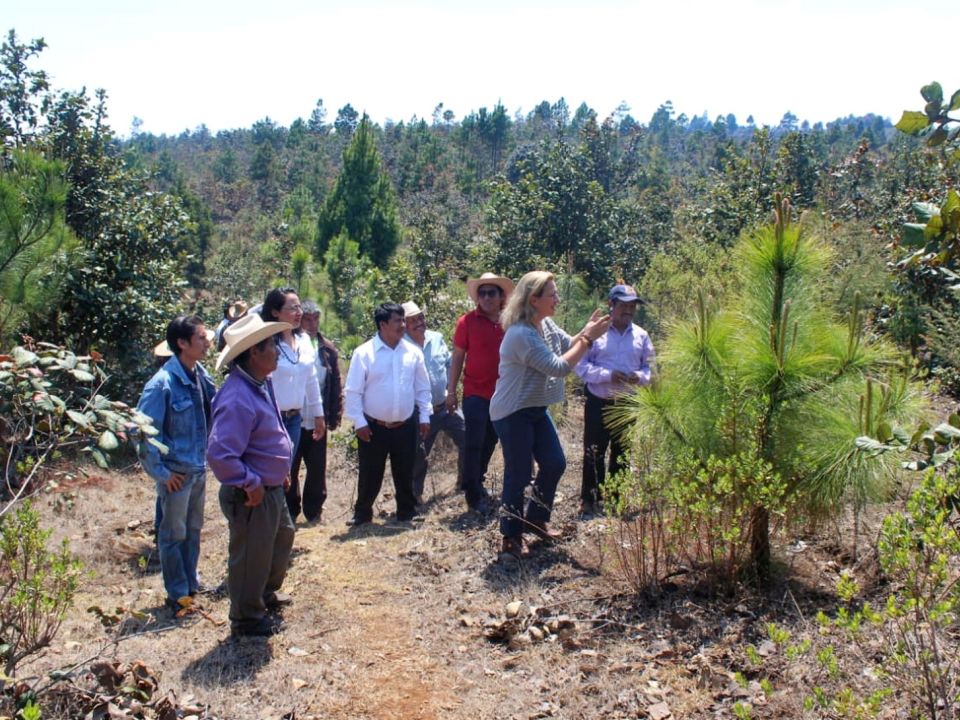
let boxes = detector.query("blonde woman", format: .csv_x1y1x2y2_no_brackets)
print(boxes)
489,271,610,559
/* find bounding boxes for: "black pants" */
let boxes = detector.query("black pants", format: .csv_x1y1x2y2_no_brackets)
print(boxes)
355,414,418,522
287,427,328,521
581,390,628,504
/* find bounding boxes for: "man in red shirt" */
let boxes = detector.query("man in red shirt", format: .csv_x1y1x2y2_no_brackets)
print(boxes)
446,272,514,511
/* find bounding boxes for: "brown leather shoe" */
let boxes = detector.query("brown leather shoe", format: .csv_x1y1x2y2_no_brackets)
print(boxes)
499,536,529,560
526,521,562,542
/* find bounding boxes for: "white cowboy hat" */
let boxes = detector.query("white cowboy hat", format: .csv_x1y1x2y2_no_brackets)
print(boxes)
466,272,514,303
226,299,249,321
153,328,215,357
215,314,291,371
401,301,423,318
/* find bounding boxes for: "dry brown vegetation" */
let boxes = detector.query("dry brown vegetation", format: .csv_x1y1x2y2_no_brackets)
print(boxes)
10,401,924,719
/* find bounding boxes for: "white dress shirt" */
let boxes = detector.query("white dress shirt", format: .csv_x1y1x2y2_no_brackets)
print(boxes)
271,332,323,417
344,334,432,430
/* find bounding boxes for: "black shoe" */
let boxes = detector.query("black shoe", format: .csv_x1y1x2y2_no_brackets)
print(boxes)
303,511,322,525
232,616,283,638
264,592,293,612
467,493,493,513
346,516,371,527
393,513,425,525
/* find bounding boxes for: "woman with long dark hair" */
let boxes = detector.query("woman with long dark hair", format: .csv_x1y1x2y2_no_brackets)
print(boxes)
260,288,325,514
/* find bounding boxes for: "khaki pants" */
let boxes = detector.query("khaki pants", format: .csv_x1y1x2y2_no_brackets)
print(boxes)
218,484,295,629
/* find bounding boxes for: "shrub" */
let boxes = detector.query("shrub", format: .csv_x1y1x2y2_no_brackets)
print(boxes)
0,501,81,678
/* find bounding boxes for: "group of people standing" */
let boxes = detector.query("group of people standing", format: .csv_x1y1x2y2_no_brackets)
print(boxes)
135,272,654,636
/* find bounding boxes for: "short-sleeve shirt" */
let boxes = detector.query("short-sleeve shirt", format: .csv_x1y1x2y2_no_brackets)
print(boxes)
452,308,505,400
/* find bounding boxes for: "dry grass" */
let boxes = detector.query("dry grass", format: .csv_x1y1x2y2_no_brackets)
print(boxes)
10,398,935,719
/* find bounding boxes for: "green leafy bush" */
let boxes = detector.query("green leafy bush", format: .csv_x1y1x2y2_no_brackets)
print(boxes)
0,501,81,678
0,341,159,492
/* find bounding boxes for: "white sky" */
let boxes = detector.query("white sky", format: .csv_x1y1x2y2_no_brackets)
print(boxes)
8,0,960,137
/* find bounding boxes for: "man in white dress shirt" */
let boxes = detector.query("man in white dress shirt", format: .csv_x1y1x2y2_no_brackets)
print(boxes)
344,303,432,526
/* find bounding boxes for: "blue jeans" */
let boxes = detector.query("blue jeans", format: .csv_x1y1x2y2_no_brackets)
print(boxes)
493,407,566,539
462,395,499,505
157,470,206,601
282,411,302,467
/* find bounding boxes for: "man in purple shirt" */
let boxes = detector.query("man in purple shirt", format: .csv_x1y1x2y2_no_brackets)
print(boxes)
207,314,295,637
574,284,655,517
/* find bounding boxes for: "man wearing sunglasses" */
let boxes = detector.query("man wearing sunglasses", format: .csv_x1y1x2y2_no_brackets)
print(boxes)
446,272,515,512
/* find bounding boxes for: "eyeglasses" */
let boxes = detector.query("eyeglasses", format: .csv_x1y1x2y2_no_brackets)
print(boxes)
283,304,303,312
477,288,500,298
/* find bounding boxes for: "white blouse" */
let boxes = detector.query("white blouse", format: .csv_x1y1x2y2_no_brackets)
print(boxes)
270,332,323,419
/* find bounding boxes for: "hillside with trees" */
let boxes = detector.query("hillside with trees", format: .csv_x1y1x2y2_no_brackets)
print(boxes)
3,26,960,719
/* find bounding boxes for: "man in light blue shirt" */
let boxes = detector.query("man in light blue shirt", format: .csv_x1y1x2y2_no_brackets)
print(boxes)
403,301,465,505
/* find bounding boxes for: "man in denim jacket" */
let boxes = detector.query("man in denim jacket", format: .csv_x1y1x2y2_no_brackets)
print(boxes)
137,315,216,612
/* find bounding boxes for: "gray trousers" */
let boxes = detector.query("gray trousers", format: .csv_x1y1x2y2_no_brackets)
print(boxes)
218,484,295,629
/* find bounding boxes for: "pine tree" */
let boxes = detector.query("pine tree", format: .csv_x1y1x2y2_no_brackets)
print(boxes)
316,115,401,267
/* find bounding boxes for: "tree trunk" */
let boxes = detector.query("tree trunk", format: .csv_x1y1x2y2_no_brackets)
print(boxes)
749,505,770,584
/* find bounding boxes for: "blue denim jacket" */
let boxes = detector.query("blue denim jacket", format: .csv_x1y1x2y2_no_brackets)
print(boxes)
137,356,217,483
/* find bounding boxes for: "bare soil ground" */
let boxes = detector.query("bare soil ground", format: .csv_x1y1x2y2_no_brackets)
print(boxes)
14,401,920,719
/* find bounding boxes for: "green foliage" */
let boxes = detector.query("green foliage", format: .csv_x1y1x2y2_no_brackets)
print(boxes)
317,115,401,266
0,341,159,488
617,197,921,581
486,134,645,290
0,150,77,343
0,501,82,677
0,30,49,147
323,232,375,339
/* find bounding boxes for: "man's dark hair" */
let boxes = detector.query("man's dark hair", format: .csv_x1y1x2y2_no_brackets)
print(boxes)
165,315,204,357
374,302,404,330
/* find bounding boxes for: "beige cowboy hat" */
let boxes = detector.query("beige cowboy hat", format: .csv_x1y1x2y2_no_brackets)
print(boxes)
401,301,423,319
226,299,249,321
466,272,514,303
153,328,215,358
215,314,292,371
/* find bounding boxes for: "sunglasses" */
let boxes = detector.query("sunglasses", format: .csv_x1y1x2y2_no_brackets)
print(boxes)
477,288,501,298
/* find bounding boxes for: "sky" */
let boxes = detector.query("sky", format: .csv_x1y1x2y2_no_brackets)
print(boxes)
8,0,960,138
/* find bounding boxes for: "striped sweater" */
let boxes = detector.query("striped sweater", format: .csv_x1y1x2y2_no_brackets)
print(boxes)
489,317,573,422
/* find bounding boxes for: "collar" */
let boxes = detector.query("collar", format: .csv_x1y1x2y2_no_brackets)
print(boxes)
373,333,403,353
233,364,266,388
164,355,208,386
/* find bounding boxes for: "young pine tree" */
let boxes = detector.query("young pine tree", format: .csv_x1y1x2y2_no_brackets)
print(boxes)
622,195,921,581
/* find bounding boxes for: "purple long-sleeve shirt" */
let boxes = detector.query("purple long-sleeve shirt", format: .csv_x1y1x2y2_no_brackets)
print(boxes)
206,369,293,491
575,322,655,399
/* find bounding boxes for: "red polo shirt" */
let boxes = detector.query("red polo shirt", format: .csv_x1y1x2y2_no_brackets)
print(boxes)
453,308,504,400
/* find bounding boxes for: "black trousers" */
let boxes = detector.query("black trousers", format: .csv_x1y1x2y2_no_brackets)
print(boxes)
355,414,418,522
287,427,328,521
581,389,628,504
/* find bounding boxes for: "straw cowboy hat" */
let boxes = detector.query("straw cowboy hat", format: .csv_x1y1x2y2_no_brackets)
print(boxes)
226,299,249,321
153,328,215,358
466,273,514,303
215,314,292,372
401,301,423,318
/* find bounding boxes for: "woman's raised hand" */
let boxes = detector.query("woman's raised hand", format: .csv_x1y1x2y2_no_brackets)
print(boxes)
582,309,611,341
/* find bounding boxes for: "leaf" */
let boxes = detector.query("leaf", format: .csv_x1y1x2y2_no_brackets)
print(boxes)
12,346,39,366
912,201,940,223
928,127,949,147
97,430,119,451
932,448,956,467
951,88,960,111
90,448,108,468
66,410,90,428
921,81,943,105
147,437,169,455
70,369,96,382
949,413,960,429
900,223,927,248
855,436,891,456
896,110,930,135
876,421,893,443
892,426,911,447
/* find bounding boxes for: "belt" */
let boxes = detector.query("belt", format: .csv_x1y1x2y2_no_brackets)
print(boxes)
369,418,406,429
433,402,446,413
280,409,301,418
